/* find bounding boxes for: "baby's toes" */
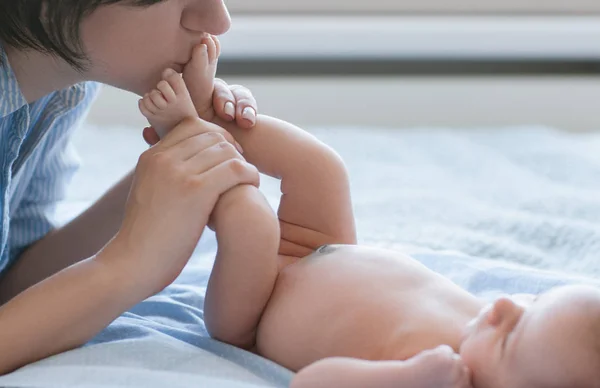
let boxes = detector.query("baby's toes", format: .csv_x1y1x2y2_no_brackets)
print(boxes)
185,44,208,73
144,94,160,112
149,90,168,110
205,36,218,65
157,80,176,103
139,96,156,117
164,68,191,98
211,35,221,59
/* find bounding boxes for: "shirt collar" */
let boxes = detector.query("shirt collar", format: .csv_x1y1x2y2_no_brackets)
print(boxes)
0,43,28,118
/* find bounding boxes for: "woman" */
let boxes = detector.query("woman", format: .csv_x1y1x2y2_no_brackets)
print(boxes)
0,0,258,374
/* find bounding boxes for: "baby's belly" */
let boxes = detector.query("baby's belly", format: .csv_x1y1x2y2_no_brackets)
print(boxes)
255,251,447,371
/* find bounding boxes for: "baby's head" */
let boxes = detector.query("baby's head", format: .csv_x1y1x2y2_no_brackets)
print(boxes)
460,285,600,388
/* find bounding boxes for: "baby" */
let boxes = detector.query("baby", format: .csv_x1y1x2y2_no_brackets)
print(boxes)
139,36,600,388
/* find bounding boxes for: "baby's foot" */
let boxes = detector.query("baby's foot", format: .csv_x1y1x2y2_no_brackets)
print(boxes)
183,35,220,122
139,69,197,139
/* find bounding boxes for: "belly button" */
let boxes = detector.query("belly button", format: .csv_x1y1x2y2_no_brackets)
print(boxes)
317,245,329,253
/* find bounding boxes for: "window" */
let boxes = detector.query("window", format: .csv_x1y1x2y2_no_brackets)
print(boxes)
221,1,600,63
226,0,600,14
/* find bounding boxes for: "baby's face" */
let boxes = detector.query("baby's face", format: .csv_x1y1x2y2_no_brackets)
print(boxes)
459,285,600,388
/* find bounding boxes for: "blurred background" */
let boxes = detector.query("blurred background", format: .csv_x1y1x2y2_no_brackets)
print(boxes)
74,1,600,276
88,0,600,131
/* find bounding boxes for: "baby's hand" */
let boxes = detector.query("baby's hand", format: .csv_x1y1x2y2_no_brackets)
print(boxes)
406,345,473,388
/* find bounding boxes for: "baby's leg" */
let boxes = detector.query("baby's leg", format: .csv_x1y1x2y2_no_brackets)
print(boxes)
139,69,197,138
291,346,472,388
204,184,281,350
183,35,219,122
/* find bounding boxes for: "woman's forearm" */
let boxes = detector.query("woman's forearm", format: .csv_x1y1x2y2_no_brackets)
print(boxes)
0,247,146,375
0,171,134,303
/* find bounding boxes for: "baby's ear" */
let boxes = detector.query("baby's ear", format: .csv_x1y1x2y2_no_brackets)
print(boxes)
488,297,521,327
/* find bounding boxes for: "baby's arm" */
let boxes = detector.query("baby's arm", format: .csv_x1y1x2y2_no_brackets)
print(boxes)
291,357,418,388
291,347,472,388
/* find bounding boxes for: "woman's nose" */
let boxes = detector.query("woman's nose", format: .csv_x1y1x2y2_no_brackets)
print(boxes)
181,0,232,36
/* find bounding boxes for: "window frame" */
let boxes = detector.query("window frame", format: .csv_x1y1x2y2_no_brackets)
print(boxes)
226,0,600,14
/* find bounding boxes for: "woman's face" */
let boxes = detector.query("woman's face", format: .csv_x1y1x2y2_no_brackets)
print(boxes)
80,0,231,95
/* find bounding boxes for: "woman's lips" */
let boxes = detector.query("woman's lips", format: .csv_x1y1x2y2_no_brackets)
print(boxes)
173,63,185,73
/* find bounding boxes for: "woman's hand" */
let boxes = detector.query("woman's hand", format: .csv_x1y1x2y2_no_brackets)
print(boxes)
212,79,258,129
110,117,259,294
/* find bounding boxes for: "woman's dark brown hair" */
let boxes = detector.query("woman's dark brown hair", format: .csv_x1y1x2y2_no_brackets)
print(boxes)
0,0,164,70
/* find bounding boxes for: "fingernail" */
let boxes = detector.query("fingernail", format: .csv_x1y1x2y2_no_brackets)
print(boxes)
235,141,244,154
242,107,256,123
224,102,235,120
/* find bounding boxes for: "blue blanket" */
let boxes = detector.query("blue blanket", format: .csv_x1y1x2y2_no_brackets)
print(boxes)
1,126,598,387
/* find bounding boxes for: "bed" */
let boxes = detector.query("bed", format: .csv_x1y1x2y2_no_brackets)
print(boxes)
0,124,598,387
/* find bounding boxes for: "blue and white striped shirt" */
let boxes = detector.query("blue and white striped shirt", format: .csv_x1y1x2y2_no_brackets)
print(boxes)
0,44,100,274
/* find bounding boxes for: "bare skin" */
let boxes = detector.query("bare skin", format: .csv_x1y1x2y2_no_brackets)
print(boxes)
140,40,600,388
183,35,219,122
259,246,480,368
140,35,218,137
140,46,471,387
141,73,474,387
0,0,265,376
1,0,259,304
140,69,198,138
141,35,246,149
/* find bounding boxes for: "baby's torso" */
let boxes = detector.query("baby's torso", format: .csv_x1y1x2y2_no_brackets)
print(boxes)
255,246,479,371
